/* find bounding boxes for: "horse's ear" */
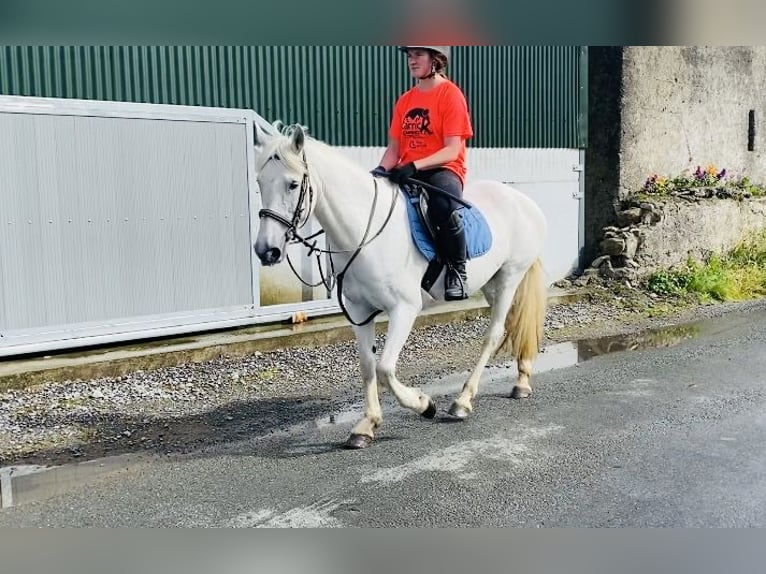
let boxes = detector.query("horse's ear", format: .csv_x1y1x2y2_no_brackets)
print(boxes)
290,125,305,153
253,121,268,151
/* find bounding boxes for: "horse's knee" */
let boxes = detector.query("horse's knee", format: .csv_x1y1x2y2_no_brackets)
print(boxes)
360,360,376,381
485,329,505,349
375,363,395,385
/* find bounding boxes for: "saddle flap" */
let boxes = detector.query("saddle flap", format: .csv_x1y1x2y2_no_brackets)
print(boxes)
402,186,493,264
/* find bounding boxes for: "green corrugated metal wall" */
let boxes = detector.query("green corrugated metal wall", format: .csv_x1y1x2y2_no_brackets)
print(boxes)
453,46,587,148
0,46,587,148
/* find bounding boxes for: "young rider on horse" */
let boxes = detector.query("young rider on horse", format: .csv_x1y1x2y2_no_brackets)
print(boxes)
372,45,474,301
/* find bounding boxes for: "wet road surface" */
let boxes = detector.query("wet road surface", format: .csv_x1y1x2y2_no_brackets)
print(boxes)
2,309,766,526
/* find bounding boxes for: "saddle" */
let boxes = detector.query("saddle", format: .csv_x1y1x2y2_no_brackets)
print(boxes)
401,183,493,293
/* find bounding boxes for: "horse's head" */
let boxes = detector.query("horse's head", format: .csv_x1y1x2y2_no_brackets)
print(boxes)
253,122,312,266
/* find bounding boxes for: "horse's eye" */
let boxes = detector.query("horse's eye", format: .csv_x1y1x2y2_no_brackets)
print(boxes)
288,181,299,190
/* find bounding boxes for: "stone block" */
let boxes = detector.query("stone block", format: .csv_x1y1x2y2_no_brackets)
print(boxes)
602,236,627,256
617,207,643,226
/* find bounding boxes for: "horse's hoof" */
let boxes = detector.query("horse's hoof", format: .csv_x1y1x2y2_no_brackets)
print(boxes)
511,386,532,399
344,434,373,449
421,399,437,419
447,403,471,419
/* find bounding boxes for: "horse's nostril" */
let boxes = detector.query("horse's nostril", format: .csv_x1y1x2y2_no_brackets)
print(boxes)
265,247,281,264
254,241,283,266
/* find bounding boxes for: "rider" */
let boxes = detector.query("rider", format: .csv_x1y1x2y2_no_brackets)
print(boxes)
372,45,474,301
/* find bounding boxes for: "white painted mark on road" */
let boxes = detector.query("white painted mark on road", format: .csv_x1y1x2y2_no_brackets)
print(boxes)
360,425,562,485
610,389,654,398
226,499,352,528
608,379,656,398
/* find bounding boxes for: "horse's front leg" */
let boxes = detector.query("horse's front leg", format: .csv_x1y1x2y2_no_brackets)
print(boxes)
377,304,436,419
345,320,382,449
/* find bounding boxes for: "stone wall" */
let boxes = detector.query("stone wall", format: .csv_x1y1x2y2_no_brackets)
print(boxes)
584,47,624,264
621,47,766,195
576,196,766,285
585,46,766,263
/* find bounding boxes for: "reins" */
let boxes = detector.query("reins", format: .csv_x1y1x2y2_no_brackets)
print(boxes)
258,154,399,326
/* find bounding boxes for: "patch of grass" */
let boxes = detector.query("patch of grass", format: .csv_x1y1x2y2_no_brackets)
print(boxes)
9,407,37,422
646,232,766,302
641,302,677,319
257,367,281,381
57,397,90,409
77,427,99,441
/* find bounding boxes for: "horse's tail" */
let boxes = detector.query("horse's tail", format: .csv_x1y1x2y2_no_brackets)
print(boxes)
496,258,547,361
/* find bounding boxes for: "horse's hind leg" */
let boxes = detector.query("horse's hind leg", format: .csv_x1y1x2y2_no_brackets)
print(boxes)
377,304,436,419
345,321,383,449
513,358,534,399
448,267,524,419
503,258,546,400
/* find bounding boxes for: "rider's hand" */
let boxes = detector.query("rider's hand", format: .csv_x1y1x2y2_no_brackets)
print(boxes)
387,162,416,184
370,165,387,178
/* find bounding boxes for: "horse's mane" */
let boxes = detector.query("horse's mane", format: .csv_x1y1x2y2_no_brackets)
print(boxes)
255,122,307,174
256,121,365,178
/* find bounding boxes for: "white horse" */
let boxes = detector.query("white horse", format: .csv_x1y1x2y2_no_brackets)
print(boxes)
253,122,548,449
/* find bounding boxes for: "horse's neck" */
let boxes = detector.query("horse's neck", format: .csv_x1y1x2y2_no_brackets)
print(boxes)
308,144,388,252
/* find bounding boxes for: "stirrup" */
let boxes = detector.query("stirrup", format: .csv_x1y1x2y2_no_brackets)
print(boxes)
444,268,468,300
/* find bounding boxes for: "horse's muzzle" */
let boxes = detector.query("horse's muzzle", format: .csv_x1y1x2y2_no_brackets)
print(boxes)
254,244,282,266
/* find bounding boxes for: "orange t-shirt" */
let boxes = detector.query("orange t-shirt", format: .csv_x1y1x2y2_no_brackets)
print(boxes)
389,79,474,183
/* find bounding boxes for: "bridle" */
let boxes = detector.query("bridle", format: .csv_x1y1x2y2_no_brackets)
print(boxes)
257,151,399,326
257,152,314,242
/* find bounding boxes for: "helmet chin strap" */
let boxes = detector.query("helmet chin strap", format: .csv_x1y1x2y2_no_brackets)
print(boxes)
422,63,437,80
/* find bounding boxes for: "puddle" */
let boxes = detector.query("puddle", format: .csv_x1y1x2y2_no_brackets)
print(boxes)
417,320,709,398
312,317,722,428
575,322,701,361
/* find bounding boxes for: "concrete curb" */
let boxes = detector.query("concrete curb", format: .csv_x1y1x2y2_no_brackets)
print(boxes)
0,452,152,509
0,289,584,393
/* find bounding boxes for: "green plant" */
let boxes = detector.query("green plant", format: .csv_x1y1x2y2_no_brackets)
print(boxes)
646,234,766,302
731,176,766,197
640,165,766,197
646,268,693,295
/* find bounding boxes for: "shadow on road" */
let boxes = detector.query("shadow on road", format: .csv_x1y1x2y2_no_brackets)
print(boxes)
1,395,339,467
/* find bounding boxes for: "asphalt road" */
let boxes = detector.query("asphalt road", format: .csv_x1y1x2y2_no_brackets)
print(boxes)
2,306,766,527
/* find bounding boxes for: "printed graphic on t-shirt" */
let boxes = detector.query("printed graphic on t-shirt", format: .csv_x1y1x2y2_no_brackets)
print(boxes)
402,107,433,136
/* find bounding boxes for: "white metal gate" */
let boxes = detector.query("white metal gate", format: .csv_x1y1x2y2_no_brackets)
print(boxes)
0,95,582,357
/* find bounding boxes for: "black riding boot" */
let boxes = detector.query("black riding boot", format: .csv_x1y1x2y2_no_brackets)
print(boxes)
436,210,468,301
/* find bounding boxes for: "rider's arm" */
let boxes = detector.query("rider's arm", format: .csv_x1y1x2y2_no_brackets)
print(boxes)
377,137,401,171
411,136,462,171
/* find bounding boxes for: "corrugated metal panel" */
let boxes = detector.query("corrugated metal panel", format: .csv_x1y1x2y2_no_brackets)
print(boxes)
0,46,585,148
0,110,253,331
451,46,583,148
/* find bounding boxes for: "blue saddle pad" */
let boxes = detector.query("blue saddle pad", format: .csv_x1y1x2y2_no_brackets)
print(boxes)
403,190,492,262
